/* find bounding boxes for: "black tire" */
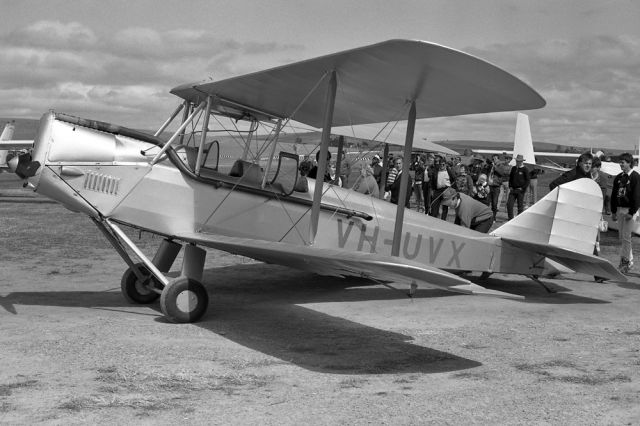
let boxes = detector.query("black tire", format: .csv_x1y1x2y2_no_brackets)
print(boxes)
160,277,209,323
121,262,161,304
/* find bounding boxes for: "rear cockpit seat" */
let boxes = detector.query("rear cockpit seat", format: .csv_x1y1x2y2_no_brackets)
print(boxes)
229,159,263,185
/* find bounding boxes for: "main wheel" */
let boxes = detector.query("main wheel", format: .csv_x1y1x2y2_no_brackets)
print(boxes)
160,277,209,323
121,262,161,304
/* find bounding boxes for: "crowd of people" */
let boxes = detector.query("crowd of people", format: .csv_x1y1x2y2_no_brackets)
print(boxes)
298,150,544,231
297,148,640,275
389,151,543,227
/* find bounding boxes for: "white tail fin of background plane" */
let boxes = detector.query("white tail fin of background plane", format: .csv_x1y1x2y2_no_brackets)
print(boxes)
0,121,16,167
0,121,15,141
508,112,535,166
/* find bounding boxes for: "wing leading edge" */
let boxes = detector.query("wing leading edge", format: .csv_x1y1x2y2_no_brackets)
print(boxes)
171,39,545,128
174,232,523,300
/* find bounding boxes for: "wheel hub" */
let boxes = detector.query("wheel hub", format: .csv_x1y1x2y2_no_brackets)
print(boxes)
175,290,198,313
134,277,153,295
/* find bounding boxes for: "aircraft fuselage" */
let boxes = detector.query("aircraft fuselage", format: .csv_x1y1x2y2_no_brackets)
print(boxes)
25,112,549,280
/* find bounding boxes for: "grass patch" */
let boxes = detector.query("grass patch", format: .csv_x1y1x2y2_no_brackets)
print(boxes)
514,360,631,385
225,358,288,369
338,377,368,389
452,370,493,381
94,366,274,399
58,394,173,412
0,379,38,397
461,343,489,350
208,373,273,395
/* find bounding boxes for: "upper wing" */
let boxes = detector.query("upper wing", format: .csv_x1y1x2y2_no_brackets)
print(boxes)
171,39,545,128
174,232,522,300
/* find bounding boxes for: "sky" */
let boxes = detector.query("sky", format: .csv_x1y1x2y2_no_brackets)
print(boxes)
0,0,639,149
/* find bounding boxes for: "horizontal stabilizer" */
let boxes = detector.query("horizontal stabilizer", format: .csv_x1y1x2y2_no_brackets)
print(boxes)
501,238,626,282
174,231,522,299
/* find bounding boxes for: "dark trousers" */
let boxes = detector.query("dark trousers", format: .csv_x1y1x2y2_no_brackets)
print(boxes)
489,185,501,219
422,182,431,215
430,187,449,220
471,217,493,233
507,189,525,219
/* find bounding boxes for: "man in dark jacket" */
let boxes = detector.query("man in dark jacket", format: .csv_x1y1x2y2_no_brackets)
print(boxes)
549,152,593,190
308,150,333,182
487,154,508,222
386,156,412,207
507,154,530,219
611,152,640,273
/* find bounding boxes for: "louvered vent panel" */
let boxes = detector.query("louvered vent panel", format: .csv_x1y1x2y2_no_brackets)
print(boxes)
83,171,119,195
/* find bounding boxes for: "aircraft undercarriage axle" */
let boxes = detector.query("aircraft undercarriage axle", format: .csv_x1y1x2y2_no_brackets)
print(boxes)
92,218,210,323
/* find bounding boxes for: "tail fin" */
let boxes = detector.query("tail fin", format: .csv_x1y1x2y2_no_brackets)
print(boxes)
0,121,15,141
492,179,625,281
509,113,536,166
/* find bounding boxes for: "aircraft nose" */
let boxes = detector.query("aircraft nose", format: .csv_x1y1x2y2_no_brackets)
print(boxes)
8,152,40,179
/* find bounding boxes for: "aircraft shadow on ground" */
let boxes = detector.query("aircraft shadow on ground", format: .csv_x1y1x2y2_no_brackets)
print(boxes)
0,263,480,375
0,290,138,316
187,263,480,375
466,275,610,305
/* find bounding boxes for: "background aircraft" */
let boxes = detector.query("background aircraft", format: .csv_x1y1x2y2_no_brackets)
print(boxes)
0,121,33,171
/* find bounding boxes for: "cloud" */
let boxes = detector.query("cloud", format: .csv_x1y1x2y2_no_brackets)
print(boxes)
7,21,97,50
0,20,304,128
458,35,640,147
0,22,637,148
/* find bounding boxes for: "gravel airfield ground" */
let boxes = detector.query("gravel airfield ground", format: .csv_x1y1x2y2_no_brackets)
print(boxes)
1,173,640,425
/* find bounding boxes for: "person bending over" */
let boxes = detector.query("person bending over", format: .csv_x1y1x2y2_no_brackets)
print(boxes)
440,187,494,233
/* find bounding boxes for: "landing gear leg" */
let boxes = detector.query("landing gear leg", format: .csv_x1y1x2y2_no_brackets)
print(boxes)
160,244,209,323
94,219,209,323
120,239,182,304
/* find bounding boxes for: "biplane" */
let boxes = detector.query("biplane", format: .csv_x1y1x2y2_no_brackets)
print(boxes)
7,39,625,323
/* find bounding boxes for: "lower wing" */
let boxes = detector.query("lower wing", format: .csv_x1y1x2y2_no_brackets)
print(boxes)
175,232,523,300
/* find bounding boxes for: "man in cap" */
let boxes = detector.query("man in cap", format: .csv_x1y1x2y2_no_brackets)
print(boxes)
440,187,494,233
507,154,530,220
